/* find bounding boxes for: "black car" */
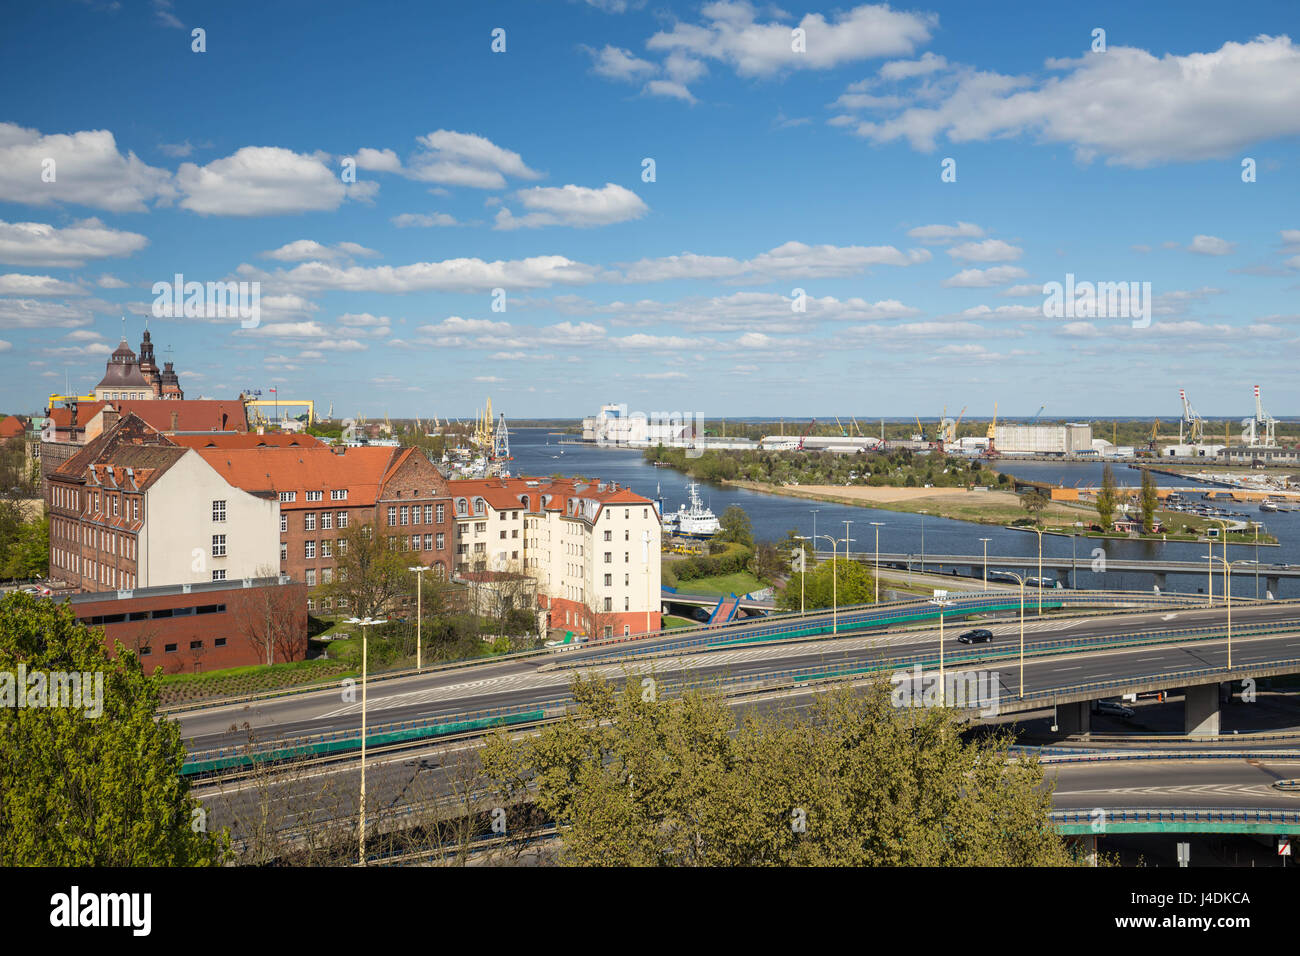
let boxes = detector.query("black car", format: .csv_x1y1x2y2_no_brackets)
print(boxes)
956,628,994,644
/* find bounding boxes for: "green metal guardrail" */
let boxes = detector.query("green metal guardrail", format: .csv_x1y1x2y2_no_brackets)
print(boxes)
1051,808,1300,835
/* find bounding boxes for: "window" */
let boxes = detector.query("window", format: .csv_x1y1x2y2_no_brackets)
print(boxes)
605,552,612,563
321,568,333,584
322,512,332,529
603,597,612,612
436,533,445,550
604,530,612,541
211,534,226,557
424,504,433,523
500,530,507,540
164,643,177,653
410,535,420,550
625,574,629,587
511,529,518,539
189,640,203,650
436,504,445,523
337,512,348,528
400,506,409,525
604,574,612,586
211,570,226,581
305,512,317,531
474,522,486,533
112,496,119,516
305,569,316,587
280,543,287,561
321,539,332,558
279,491,296,503
306,490,323,502
331,489,348,500
215,638,226,647
305,540,316,559
280,514,287,533
133,499,139,520
424,533,433,550
387,506,397,526
212,500,226,522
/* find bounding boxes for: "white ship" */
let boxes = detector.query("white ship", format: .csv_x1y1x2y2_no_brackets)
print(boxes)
664,483,720,538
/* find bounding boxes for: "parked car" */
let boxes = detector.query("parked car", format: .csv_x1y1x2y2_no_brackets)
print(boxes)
956,628,994,644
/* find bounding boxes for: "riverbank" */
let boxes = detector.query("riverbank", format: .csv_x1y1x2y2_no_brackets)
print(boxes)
725,479,1091,526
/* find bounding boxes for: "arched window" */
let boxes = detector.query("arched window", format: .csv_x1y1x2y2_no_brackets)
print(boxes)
456,498,468,516
474,497,485,515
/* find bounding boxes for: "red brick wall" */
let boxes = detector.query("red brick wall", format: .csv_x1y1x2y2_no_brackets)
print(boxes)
70,580,308,674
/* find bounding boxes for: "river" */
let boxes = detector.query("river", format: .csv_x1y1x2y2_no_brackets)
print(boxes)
507,428,1298,599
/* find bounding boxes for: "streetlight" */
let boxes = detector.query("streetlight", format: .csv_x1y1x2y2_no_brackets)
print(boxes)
810,509,820,546
1032,524,1046,616
930,589,951,705
344,615,388,866
919,510,927,576
1202,557,1250,670
1003,571,1028,697
1210,518,1230,607
842,519,854,562
816,534,839,634
407,564,432,671
978,537,991,591
870,522,885,604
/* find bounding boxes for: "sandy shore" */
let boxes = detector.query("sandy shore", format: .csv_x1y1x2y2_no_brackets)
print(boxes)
786,485,1012,506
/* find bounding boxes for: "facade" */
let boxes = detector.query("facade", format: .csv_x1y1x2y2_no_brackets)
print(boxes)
47,414,281,593
68,576,308,674
194,444,455,613
450,476,661,638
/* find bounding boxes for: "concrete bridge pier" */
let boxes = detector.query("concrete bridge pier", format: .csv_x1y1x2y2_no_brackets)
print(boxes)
1153,572,1167,591
970,565,982,581
1183,684,1220,737
1055,700,1091,736
1266,576,1280,597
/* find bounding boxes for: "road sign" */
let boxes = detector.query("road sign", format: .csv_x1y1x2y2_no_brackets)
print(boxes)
1280,837,1291,857
1176,842,1190,867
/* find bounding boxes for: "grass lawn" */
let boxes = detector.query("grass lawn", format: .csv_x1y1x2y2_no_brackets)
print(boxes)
158,658,353,707
673,570,766,597
661,615,697,629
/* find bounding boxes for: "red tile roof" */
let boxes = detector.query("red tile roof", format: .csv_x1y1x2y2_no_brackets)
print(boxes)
46,402,107,430
195,445,401,507
0,415,25,439
449,475,653,520
169,432,323,450
109,400,248,433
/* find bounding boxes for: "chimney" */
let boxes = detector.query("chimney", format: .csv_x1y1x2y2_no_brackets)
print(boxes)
170,410,179,432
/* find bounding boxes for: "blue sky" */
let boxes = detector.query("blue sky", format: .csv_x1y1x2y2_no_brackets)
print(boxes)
1,0,1298,420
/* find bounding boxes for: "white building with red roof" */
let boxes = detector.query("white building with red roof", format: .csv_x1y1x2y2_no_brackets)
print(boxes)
450,475,661,638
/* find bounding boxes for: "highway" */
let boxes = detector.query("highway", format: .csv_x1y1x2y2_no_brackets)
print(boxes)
176,598,1300,754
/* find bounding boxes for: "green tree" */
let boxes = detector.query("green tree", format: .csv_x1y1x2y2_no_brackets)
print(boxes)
0,592,228,865
1,513,47,580
323,521,413,618
778,556,875,610
717,504,753,548
1139,468,1158,534
1096,464,1117,529
1019,489,1049,524
480,674,1080,866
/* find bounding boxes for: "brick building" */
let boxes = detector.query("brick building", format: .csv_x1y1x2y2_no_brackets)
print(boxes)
193,444,455,612
68,576,308,674
47,415,281,593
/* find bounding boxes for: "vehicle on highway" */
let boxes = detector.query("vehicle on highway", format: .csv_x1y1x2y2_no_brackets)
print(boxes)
18,584,51,597
1093,699,1135,718
956,628,994,644
545,631,587,651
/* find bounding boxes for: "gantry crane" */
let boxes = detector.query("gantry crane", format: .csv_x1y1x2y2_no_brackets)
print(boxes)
1178,388,1205,444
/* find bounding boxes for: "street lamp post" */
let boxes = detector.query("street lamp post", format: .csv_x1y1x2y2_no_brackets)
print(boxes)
930,589,951,705
816,534,839,633
1033,525,1045,616
870,522,885,604
407,564,432,671
810,509,820,547
344,615,388,866
1204,556,1248,671
1005,572,1027,697
978,537,991,591
842,520,854,562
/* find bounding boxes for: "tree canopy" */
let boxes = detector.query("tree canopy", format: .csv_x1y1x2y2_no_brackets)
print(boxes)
480,675,1080,866
0,592,227,865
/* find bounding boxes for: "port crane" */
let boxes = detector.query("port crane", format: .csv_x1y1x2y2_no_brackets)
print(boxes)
1240,384,1277,447
1178,388,1205,444
797,418,817,451
985,401,998,457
